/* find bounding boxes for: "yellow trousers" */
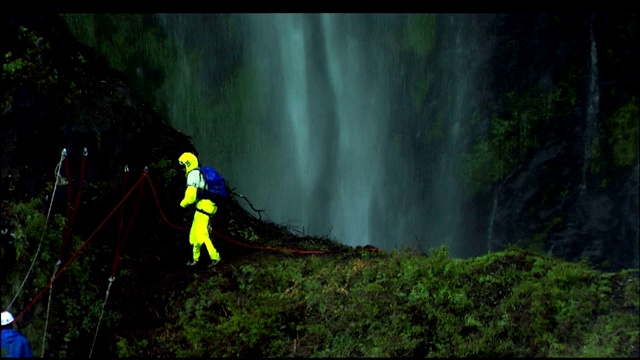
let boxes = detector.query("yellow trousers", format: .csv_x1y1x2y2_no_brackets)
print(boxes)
189,199,221,262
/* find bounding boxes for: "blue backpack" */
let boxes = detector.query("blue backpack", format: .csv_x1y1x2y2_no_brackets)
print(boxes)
197,166,228,199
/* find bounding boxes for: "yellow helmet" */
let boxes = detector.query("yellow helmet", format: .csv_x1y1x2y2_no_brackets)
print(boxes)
178,152,199,173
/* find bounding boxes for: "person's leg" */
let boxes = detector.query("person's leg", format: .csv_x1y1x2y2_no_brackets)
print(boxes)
194,200,220,262
203,234,221,262
187,214,201,264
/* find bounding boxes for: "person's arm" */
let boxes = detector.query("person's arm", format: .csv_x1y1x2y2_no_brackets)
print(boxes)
180,170,200,208
180,186,198,208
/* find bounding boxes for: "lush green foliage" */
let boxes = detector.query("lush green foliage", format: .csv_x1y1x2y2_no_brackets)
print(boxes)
403,14,437,57
2,197,120,357
607,97,639,168
460,78,578,196
2,25,57,85
49,14,639,357
149,158,179,184
61,13,248,171
2,26,43,78
61,14,174,116
148,246,639,357
5,198,638,358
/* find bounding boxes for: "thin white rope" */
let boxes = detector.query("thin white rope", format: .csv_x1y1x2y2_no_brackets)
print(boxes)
40,261,59,357
89,276,115,358
5,149,67,311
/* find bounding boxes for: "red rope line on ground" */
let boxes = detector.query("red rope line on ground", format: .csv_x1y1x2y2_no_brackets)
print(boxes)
116,167,129,242
13,171,383,323
143,175,188,231
111,172,145,278
144,175,380,255
14,172,147,323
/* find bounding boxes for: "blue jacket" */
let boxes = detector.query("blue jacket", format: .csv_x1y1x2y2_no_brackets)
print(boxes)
1,328,33,358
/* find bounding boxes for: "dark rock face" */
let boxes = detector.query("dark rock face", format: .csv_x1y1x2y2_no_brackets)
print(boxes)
1,14,203,355
0,12,638,357
484,14,639,272
2,13,195,230
490,133,639,271
482,14,639,272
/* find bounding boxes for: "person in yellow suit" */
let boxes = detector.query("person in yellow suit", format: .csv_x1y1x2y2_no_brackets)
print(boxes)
178,152,222,267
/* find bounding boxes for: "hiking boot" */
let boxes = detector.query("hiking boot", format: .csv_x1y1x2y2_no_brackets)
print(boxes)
208,259,221,268
186,260,198,266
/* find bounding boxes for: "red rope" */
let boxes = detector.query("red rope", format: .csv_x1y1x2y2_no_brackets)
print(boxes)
14,172,147,323
116,166,129,242
143,175,188,231
144,175,381,255
14,170,382,323
13,167,383,324
111,170,145,278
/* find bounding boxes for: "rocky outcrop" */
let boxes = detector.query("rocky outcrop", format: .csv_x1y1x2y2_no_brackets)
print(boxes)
1,13,196,240
485,14,639,272
1,13,204,355
490,133,639,271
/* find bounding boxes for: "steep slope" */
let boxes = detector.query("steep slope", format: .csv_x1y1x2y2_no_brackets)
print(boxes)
1,13,344,356
2,14,638,358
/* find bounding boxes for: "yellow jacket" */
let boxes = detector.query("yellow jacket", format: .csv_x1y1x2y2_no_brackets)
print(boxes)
180,169,204,208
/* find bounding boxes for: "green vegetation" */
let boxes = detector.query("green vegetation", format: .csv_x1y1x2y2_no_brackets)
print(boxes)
403,15,437,113
6,14,633,357
529,213,565,253
61,13,246,169
4,197,639,357
192,67,251,168
1,197,119,358
137,246,640,357
2,24,84,111
116,337,149,357
403,14,437,57
607,97,639,168
60,14,175,115
2,26,52,82
149,158,178,184
460,78,579,196
587,96,639,177
2,26,43,79
412,71,434,112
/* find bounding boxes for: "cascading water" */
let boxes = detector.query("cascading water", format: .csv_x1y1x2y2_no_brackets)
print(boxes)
239,14,392,247
240,14,492,254
581,24,600,195
156,14,492,255
427,14,487,256
486,196,498,253
562,21,601,252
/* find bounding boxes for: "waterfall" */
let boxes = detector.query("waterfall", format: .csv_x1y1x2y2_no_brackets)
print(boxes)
240,14,391,247
427,14,480,256
156,14,491,254
581,24,600,195
486,195,498,253
568,22,600,250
